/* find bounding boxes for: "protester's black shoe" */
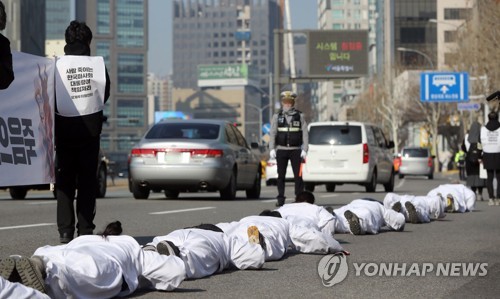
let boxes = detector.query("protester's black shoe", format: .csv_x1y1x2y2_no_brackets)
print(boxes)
391,202,402,213
157,240,180,257
16,256,46,294
405,201,420,224
0,257,19,282
325,206,334,214
59,232,73,244
344,210,362,235
275,197,285,207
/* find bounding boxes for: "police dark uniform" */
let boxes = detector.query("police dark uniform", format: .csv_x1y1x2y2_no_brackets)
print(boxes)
269,91,308,207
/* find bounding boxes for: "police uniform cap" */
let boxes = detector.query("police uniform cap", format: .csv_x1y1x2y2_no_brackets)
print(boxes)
486,90,500,102
280,91,297,103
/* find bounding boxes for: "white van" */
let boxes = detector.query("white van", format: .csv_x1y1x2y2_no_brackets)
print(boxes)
303,121,395,192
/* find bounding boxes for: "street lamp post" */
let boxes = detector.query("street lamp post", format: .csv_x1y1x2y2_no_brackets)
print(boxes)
245,103,270,144
397,47,434,69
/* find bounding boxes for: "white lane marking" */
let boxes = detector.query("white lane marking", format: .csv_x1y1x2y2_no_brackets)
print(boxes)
149,207,216,215
396,178,405,189
320,194,339,198
0,223,55,231
26,201,56,205
261,199,293,203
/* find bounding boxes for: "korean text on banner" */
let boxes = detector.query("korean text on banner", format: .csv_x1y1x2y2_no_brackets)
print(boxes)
0,51,55,186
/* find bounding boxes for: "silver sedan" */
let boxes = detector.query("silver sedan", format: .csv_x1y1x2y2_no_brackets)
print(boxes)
128,119,262,200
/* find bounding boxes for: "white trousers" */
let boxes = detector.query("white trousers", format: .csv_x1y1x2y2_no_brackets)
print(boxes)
334,199,405,234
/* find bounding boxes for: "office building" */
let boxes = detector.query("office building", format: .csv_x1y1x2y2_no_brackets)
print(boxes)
79,0,149,168
2,0,45,56
172,0,281,93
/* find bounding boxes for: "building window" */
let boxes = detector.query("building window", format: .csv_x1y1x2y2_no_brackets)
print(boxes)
332,23,343,29
116,99,144,128
332,9,344,19
96,41,111,67
117,0,144,47
97,0,110,35
444,30,457,43
444,8,471,20
117,54,144,93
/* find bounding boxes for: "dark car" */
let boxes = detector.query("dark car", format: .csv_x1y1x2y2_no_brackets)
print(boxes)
4,150,108,199
128,119,262,200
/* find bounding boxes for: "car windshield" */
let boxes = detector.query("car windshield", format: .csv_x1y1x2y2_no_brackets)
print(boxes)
145,123,220,140
309,125,362,145
402,148,428,158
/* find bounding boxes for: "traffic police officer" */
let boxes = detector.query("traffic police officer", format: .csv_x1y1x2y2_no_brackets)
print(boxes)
269,91,308,207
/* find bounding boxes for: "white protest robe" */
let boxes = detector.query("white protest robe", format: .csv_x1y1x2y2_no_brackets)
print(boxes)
334,199,405,234
288,220,344,254
0,276,50,299
33,235,186,299
217,215,291,261
427,184,476,212
150,228,264,279
276,202,336,238
383,193,445,223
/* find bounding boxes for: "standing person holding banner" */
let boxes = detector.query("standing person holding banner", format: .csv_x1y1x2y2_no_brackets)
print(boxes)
0,0,14,89
480,108,500,206
55,21,110,243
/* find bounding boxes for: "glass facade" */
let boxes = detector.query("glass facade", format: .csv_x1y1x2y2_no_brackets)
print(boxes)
97,0,111,35
95,41,111,67
116,99,144,127
118,54,145,93
117,0,144,47
46,0,72,40
394,0,437,69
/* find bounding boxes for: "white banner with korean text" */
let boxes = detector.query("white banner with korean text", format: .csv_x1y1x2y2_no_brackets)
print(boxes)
0,51,55,186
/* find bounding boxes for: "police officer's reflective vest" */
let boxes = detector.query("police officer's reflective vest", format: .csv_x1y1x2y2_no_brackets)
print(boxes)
276,111,302,147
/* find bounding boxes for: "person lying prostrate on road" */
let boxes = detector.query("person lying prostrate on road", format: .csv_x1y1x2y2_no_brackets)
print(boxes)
216,210,291,261
333,198,406,235
1,221,186,299
0,276,50,299
276,191,336,238
144,224,265,279
383,193,446,224
427,183,476,213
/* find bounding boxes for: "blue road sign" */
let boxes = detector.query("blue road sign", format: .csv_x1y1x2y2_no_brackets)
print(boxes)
457,103,481,111
262,123,271,134
420,72,469,102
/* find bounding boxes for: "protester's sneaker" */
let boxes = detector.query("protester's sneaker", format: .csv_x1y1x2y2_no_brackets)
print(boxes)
495,198,500,206
488,198,495,206
16,256,46,294
0,257,19,282
391,202,402,213
156,240,180,257
405,201,419,224
247,225,260,244
344,210,362,235
141,244,157,252
446,194,455,212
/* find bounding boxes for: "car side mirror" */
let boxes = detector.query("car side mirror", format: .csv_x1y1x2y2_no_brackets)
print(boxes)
387,141,395,149
250,142,259,149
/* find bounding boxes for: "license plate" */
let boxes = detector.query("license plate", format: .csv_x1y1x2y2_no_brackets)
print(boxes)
157,152,190,164
323,160,344,168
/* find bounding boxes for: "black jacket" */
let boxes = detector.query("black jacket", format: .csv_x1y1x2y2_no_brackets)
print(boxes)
0,33,14,90
55,41,111,140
